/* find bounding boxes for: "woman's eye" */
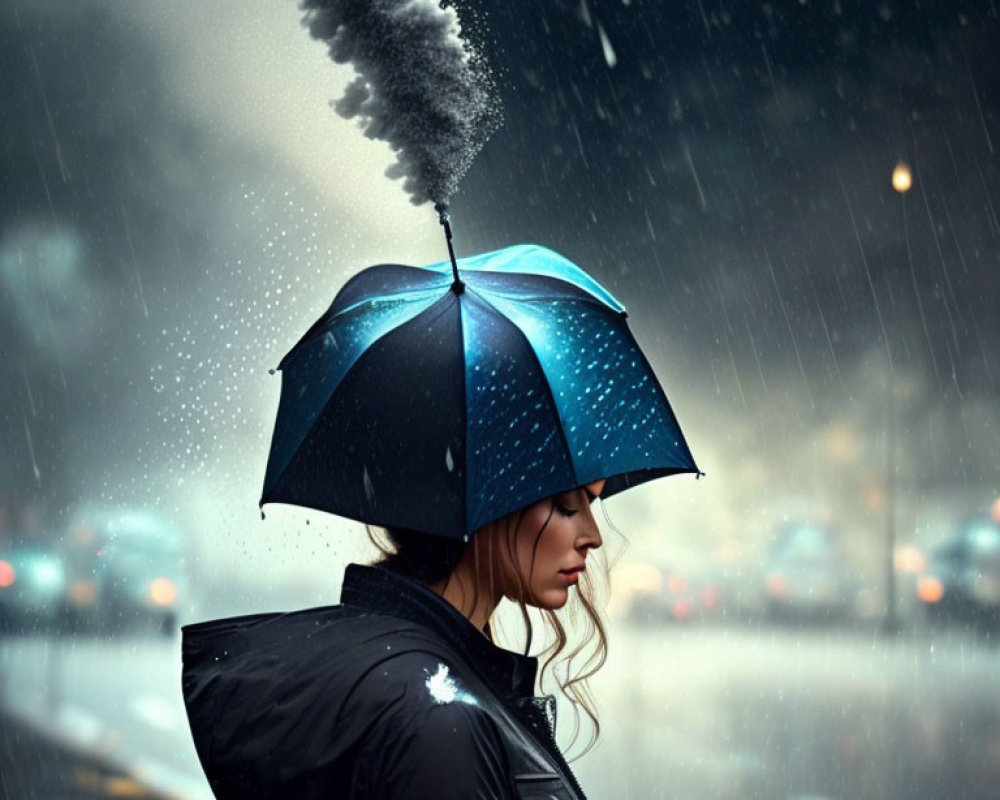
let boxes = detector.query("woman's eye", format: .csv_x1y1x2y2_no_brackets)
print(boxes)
555,501,579,517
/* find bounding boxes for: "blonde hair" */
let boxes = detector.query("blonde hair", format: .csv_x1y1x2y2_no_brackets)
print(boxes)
367,498,611,759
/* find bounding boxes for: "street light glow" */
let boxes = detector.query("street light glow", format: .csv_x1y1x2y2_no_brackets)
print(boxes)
892,162,913,193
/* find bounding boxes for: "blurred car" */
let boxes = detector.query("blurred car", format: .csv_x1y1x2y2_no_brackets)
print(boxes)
764,523,857,623
916,517,1000,630
0,542,67,633
62,508,188,635
616,561,726,625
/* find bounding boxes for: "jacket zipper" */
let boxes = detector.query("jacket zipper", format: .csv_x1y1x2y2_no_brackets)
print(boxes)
511,702,588,800
536,723,588,800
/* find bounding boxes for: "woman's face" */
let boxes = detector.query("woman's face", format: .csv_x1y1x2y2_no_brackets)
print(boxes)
501,478,606,610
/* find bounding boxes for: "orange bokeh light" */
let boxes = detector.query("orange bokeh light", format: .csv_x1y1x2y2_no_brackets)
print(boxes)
149,577,178,606
917,576,945,604
864,483,886,512
766,574,788,598
0,560,14,588
68,579,96,607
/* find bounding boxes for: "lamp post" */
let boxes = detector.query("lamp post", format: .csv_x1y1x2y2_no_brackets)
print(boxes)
884,160,912,636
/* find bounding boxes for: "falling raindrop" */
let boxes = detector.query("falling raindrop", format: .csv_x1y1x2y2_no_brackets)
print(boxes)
681,140,707,211
28,46,68,182
958,37,995,154
445,446,454,472
597,23,617,69
836,169,891,369
23,411,41,486
22,362,37,417
117,190,149,318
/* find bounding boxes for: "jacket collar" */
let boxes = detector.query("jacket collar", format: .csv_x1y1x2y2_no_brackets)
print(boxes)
340,563,538,701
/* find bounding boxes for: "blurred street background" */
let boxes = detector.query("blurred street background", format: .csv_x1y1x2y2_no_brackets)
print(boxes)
2,0,998,797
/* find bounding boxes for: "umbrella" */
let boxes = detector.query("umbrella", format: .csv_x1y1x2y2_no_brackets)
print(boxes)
261,244,699,540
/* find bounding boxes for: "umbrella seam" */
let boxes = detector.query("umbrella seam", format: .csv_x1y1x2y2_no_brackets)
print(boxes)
470,288,618,317
279,265,449,364
457,292,470,538
461,272,624,315
426,244,625,312
331,285,446,320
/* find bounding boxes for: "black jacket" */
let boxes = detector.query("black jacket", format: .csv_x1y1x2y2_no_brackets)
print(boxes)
181,564,589,799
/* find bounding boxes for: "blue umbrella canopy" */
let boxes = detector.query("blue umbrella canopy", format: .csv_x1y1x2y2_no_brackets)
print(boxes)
261,244,699,540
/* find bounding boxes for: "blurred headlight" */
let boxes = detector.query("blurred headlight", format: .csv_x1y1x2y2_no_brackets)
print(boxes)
672,598,693,621
893,544,925,573
68,579,97,607
30,560,65,590
917,575,944,604
766,573,788,598
149,577,178,606
0,560,14,588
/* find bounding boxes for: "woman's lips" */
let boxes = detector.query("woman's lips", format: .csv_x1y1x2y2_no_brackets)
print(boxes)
559,565,586,576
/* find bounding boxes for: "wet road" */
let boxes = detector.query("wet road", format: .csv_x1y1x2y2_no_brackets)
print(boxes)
576,624,1000,800
0,631,210,799
1,623,997,799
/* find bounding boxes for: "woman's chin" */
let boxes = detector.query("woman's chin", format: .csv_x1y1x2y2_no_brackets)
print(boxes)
532,588,570,610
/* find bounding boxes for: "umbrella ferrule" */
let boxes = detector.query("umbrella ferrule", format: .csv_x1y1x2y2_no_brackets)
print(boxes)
436,203,462,290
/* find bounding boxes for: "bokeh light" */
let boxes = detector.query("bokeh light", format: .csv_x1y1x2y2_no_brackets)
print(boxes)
892,161,913,193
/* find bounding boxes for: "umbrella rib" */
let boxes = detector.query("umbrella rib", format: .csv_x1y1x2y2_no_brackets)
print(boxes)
465,269,626,316
331,285,445,320
469,289,618,315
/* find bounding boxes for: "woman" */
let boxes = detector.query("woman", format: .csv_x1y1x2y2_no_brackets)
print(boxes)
183,243,699,799
182,478,608,800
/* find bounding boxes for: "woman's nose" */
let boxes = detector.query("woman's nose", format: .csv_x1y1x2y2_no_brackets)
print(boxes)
579,504,603,551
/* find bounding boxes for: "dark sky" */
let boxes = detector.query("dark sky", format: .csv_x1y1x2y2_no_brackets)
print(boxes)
1,0,997,568
457,0,999,385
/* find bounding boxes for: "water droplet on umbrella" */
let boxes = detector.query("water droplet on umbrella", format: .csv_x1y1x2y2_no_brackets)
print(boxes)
363,465,375,502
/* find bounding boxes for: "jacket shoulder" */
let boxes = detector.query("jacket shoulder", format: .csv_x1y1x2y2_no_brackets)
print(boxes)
347,651,515,799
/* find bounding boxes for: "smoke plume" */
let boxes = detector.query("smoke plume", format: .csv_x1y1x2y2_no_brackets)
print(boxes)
300,0,502,208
